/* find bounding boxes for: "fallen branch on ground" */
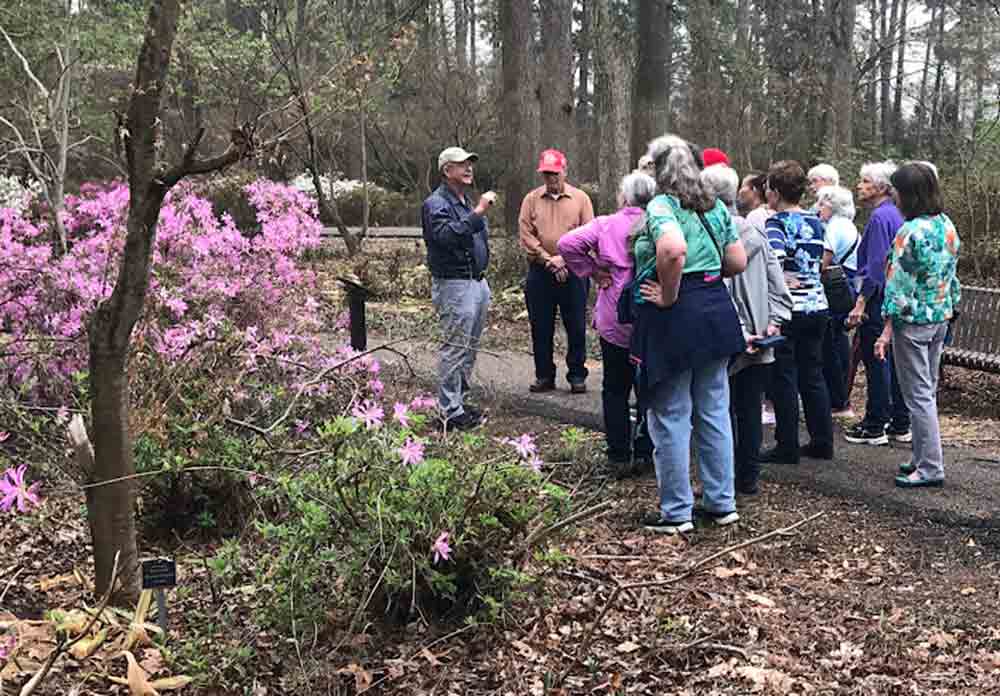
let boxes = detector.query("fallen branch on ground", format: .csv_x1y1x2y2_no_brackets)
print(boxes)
559,511,825,685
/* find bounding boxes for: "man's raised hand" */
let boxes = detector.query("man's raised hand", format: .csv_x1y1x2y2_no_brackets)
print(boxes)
475,190,497,215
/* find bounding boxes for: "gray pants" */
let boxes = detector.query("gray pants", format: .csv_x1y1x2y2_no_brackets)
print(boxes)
891,321,948,481
431,278,490,417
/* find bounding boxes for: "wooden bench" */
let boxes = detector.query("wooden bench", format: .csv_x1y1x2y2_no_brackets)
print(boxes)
943,285,1000,373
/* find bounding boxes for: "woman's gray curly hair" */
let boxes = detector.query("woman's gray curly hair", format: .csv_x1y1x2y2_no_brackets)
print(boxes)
646,134,715,212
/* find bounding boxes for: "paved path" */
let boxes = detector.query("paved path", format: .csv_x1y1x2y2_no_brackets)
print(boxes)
385,339,1000,530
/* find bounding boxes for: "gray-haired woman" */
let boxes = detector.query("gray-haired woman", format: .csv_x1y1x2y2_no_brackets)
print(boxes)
703,165,793,494
558,172,658,477
816,184,860,418
630,136,747,534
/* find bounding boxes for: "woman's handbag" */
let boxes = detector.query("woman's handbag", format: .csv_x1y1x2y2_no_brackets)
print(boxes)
821,236,859,314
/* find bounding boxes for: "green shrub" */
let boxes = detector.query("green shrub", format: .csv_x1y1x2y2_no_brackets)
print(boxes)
195,170,261,233
242,420,571,630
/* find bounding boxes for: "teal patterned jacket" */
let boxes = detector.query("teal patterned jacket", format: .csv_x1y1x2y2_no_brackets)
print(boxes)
882,213,961,324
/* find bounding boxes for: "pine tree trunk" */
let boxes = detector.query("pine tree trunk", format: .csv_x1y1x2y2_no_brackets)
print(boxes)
931,3,946,142
827,0,858,159
501,0,534,235
879,0,893,146
892,0,908,143
538,0,575,162
915,1,935,148
865,0,878,143
592,0,630,213
469,0,477,69
455,0,468,72
631,0,672,164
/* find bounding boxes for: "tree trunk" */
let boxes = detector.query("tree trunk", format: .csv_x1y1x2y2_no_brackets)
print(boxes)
973,0,985,128
931,2,946,142
455,0,468,72
501,0,534,235
953,0,964,133
865,0,878,143
827,0,858,159
915,1,936,147
538,0,575,162
576,0,595,181
592,0,630,213
88,0,252,602
892,0,908,143
879,0,893,146
632,0,672,165
469,0,477,69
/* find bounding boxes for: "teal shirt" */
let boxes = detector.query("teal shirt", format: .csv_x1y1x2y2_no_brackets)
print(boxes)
882,213,961,324
633,195,737,302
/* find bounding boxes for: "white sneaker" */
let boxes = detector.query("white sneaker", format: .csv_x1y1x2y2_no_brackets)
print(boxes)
710,511,740,527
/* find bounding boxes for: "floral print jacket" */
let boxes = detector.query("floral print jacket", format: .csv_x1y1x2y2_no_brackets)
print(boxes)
882,213,961,324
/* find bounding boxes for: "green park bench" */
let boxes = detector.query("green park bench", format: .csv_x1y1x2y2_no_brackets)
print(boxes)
943,285,1000,373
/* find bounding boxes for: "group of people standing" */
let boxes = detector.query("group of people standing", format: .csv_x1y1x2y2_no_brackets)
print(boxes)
421,136,961,535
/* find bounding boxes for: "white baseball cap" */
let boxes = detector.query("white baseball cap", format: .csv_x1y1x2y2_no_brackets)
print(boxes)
438,146,478,171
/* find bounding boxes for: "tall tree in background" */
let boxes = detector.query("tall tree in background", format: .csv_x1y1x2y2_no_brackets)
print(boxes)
539,0,576,162
631,0,672,164
501,0,534,233
827,0,858,158
591,0,630,212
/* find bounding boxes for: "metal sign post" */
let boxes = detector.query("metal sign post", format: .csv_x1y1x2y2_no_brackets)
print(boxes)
141,558,177,636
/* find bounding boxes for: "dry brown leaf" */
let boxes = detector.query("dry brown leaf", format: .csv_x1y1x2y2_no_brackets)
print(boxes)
68,628,107,660
419,647,442,665
928,631,958,649
736,665,795,693
960,587,977,595
337,663,372,691
122,650,159,696
615,641,641,654
37,573,78,592
139,647,166,676
713,566,749,579
745,593,776,608
148,676,194,691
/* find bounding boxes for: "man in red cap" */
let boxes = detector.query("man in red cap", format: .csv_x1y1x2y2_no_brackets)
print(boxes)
702,147,730,168
518,149,595,393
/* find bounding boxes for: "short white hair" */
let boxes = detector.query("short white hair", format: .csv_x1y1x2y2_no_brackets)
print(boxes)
620,171,657,207
808,163,840,186
637,155,654,171
700,164,740,207
859,161,897,192
815,185,856,220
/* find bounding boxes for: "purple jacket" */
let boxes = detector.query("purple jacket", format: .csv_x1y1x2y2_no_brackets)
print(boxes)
557,207,643,349
857,199,904,299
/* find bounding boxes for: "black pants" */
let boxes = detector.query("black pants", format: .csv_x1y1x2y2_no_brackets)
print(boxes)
823,314,852,411
600,337,651,461
525,264,589,383
772,311,834,452
730,364,767,488
859,313,911,430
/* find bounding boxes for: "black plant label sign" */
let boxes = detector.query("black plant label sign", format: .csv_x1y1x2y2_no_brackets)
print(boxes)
141,558,177,589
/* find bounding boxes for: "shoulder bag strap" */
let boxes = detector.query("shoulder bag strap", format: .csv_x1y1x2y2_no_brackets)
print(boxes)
837,233,860,266
696,210,725,266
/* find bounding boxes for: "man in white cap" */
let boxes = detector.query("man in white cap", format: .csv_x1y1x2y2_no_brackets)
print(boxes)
421,146,497,430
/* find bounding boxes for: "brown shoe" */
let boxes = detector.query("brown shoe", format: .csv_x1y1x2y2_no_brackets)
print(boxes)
529,378,555,393
569,380,587,394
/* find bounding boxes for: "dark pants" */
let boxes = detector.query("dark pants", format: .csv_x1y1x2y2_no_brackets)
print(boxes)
525,264,589,383
859,298,910,430
730,364,767,489
823,314,852,411
772,311,834,452
600,337,651,461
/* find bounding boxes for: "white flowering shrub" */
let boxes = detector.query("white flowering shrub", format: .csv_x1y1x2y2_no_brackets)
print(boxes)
289,172,388,201
0,175,41,214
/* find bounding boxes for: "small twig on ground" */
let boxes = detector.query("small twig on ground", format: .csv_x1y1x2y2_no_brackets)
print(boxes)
695,642,750,661
19,551,121,696
558,511,825,685
0,567,24,605
520,500,615,555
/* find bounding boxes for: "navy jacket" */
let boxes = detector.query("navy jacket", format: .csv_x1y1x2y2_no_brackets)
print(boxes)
421,184,490,279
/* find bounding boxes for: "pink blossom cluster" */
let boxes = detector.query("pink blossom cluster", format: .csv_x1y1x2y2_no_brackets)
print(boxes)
0,179,346,401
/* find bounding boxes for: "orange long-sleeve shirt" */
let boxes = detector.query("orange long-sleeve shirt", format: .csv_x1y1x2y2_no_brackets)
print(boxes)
518,184,595,264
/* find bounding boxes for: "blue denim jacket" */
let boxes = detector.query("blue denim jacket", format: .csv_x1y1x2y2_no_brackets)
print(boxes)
421,184,490,278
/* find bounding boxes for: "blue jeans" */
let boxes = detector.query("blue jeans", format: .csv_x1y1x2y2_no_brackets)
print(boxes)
646,357,735,522
524,264,590,383
859,314,910,430
431,278,491,417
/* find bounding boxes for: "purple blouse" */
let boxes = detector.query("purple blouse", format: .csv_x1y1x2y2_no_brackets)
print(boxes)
557,206,644,348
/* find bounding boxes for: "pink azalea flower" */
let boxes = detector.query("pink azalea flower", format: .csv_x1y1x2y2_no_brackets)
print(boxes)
0,465,41,513
398,437,424,466
393,402,411,428
54,407,69,425
352,400,384,430
0,634,14,661
367,378,384,396
368,360,381,375
432,531,452,564
410,394,438,410
508,433,537,459
294,419,310,435
0,432,8,443
525,455,544,473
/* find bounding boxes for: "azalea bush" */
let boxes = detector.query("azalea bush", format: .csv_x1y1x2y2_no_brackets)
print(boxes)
216,412,571,630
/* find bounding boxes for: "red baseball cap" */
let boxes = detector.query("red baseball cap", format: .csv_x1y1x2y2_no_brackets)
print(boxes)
703,148,730,167
537,149,567,173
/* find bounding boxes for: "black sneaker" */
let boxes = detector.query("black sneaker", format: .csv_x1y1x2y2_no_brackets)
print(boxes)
441,410,482,431
569,379,587,394
886,424,912,443
800,443,834,460
706,510,740,526
641,511,694,535
844,423,888,445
